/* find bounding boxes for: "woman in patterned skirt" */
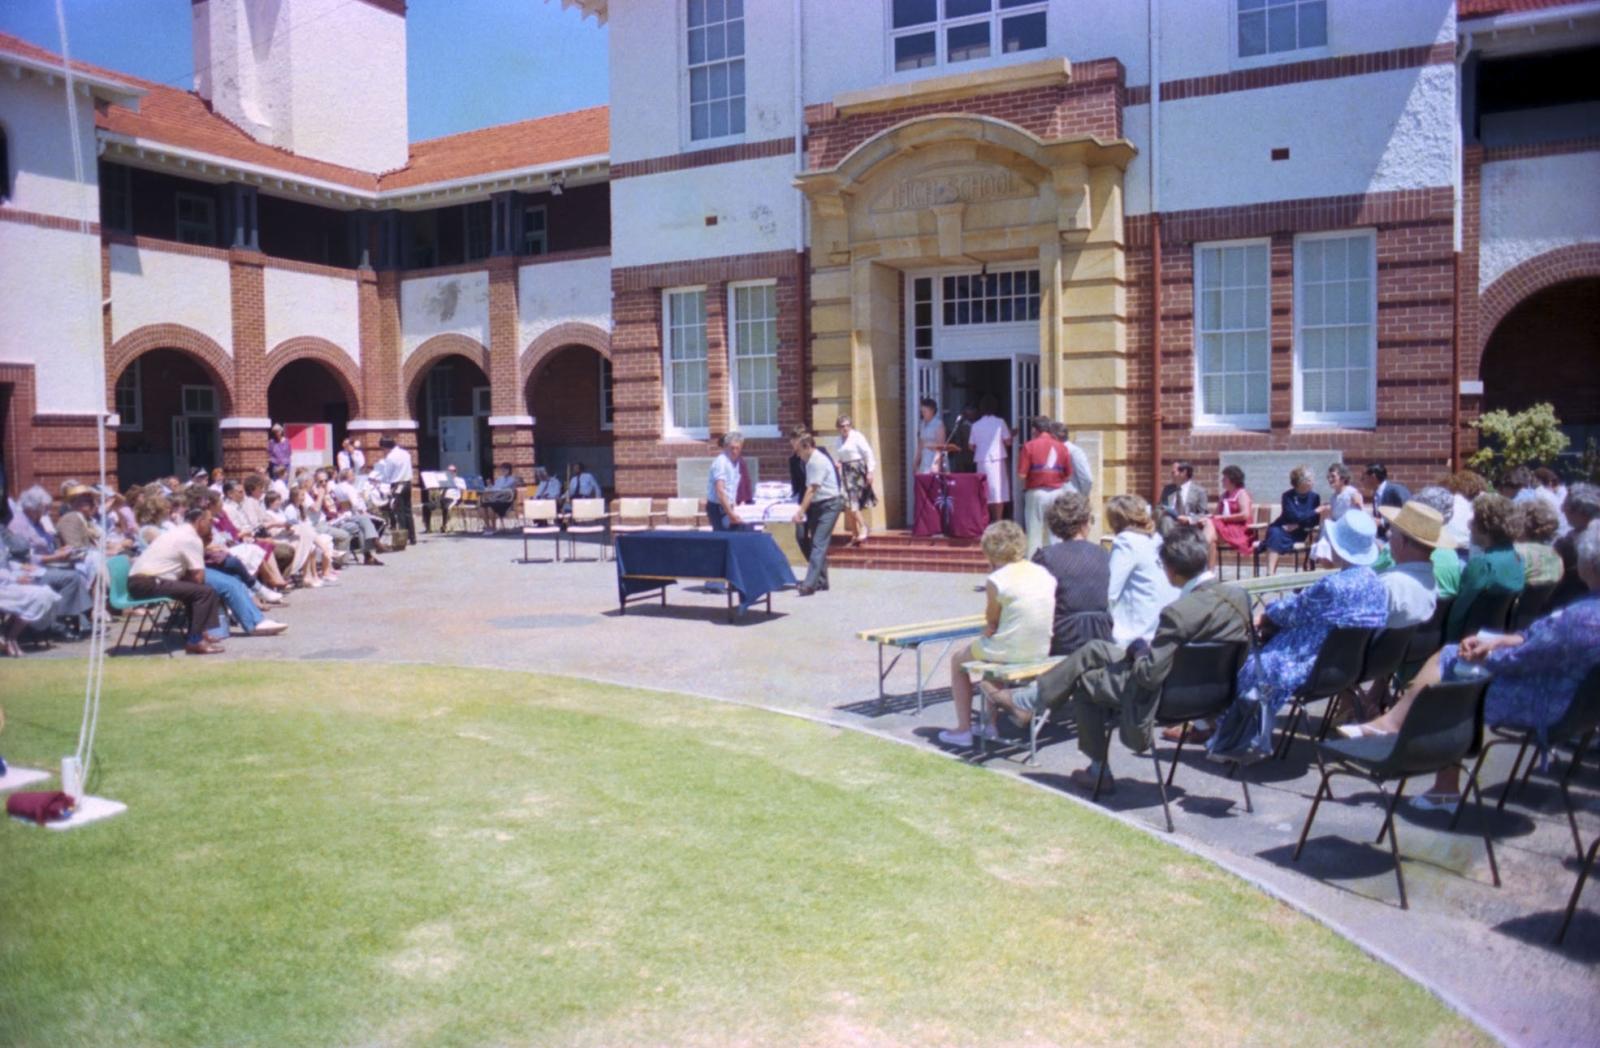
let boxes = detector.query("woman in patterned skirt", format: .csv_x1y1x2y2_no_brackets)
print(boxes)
835,415,878,545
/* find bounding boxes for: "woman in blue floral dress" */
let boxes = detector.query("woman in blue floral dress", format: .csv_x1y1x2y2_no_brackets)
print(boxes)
1208,512,1389,762
1343,521,1600,809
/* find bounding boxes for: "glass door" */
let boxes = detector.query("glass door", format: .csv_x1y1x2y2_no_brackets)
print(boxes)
1011,353,1040,520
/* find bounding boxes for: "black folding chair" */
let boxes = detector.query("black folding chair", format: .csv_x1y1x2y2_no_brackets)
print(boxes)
1510,580,1558,633
1455,666,1600,862
1294,677,1498,909
1453,587,1518,642
1091,641,1249,832
1275,626,1375,760
1317,624,1417,741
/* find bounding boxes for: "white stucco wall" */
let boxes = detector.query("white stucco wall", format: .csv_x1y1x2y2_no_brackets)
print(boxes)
108,243,234,357
263,267,361,364
609,0,796,163
0,74,101,221
400,271,490,360
0,222,105,414
1479,151,1600,292
517,255,612,350
611,154,800,268
801,0,1453,107
1127,62,1457,215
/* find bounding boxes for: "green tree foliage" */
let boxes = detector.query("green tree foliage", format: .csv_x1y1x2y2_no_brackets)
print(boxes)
1468,402,1570,477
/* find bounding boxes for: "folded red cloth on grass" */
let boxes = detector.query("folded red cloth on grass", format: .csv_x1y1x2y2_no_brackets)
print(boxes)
6,791,75,825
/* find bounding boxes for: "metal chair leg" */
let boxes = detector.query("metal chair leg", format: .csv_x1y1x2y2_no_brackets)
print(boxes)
1293,769,1332,860
1451,743,1496,831
1462,764,1501,888
1377,778,1410,909
1555,835,1600,946
1497,737,1531,810
1376,775,1409,845
1150,749,1175,833
1559,745,1589,863
1090,725,1115,802
1165,723,1187,787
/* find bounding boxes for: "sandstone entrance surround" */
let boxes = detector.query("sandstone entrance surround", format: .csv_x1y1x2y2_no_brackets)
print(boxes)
797,63,1135,529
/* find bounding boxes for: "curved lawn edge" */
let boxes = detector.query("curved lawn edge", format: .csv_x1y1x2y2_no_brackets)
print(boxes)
354,654,1509,1048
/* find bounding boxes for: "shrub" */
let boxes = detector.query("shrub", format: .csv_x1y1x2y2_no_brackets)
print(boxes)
1468,402,1570,477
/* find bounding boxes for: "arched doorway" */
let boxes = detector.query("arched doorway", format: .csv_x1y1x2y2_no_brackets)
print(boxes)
1481,277,1600,449
410,354,492,476
526,343,614,491
113,347,232,485
267,358,355,452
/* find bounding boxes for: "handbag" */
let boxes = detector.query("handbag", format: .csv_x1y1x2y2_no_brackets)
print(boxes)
7,790,76,825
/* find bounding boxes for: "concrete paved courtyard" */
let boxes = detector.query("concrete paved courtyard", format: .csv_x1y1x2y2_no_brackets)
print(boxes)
75,529,1600,1045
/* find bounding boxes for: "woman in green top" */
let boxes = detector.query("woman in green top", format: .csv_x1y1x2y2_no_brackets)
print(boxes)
1446,493,1524,643
1512,498,1565,588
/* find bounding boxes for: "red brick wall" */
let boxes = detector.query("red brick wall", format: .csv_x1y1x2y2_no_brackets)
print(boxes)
1124,186,1460,495
805,59,1125,170
1481,278,1600,426
0,363,38,497
611,250,806,498
528,345,612,446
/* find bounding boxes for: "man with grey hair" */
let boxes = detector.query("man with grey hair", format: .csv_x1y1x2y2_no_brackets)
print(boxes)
704,432,746,597
1048,421,1094,499
1552,482,1600,609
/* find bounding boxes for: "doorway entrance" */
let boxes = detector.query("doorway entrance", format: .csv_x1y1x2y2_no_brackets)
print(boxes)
906,268,1042,519
411,355,492,477
113,349,228,485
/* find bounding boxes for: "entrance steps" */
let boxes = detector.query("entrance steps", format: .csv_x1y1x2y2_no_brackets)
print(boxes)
825,529,990,574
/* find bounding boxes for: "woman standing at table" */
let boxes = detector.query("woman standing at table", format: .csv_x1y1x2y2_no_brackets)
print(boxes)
969,395,1013,522
835,415,878,546
915,398,946,475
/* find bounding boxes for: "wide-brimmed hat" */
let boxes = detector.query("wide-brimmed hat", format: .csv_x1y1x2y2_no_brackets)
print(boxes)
64,484,96,502
1380,501,1458,550
1324,509,1379,567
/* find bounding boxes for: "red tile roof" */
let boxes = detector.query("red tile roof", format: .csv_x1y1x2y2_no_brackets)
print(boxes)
379,107,609,190
1458,0,1588,18
0,31,609,196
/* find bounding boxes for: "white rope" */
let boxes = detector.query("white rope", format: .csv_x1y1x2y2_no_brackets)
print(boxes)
52,0,110,782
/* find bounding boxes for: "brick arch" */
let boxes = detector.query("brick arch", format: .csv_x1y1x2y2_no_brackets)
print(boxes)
1478,243,1600,355
107,323,235,415
402,333,491,407
265,336,364,416
520,322,611,388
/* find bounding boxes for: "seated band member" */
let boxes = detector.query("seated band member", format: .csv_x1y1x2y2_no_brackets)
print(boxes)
127,507,228,655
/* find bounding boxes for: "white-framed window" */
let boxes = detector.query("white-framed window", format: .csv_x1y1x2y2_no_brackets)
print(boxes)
1294,229,1376,428
687,0,745,142
889,0,1049,73
522,204,548,256
663,287,709,436
941,269,1040,326
181,384,217,417
1237,0,1327,58
175,192,215,246
1194,239,1271,429
599,357,614,430
729,281,779,435
114,358,142,432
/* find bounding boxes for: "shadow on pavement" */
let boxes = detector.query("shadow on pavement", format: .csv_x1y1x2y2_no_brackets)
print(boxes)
1494,910,1600,963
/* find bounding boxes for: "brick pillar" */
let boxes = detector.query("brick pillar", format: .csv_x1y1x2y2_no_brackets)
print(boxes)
358,269,404,423
487,257,535,473
224,248,268,474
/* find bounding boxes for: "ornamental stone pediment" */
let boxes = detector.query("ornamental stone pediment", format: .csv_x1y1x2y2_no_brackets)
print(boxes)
869,163,1035,214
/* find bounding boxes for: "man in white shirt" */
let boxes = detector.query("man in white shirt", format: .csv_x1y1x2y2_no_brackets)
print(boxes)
336,437,366,475
565,462,602,503
791,432,844,596
370,437,415,540
1050,422,1094,499
1376,501,1446,629
127,508,226,655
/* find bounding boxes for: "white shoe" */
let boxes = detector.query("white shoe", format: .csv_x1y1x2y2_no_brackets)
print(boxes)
937,729,974,747
973,723,999,741
258,589,284,605
1408,792,1460,814
251,619,289,636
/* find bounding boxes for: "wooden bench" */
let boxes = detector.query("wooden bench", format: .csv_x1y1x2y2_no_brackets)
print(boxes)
964,656,1067,764
858,615,987,713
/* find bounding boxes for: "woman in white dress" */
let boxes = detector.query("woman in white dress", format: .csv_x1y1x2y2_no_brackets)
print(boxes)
1311,462,1365,567
915,398,946,475
835,415,878,545
1104,494,1179,647
0,563,62,656
968,395,1013,522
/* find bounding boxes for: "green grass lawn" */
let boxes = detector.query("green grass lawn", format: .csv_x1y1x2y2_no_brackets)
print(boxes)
0,660,1484,1047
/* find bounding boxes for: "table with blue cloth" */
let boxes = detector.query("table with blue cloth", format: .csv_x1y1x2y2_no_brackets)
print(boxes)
615,531,797,621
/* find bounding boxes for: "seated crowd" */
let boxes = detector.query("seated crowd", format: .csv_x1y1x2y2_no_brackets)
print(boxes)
1,461,412,657
937,455,1600,810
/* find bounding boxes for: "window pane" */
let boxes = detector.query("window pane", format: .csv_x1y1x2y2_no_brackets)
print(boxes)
690,66,709,102
690,104,709,140
688,27,706,64
1267,4,1296,51
893,0,937,28
1302,240,1323,281
710,100,729,138
1246,245,1268,285
1247,374,1269,415
1348,369,1370,411
1239,10,1266,56
1225,332,1246,371
1299,1,1327,48
1246,287,1267,327
1224,246,1245,286
1203,375,1224,415
1247,331,1269,371
710,63,727,99
706,0,723,22
707,22,725,60
1225,374,1246,414
1301,283,1323,325
726,0,741,17
1302,328,1323,369
945,0,990,16
1001,11,1046,53
895,31,937,70
947,21,990,62
726,18,744,57
1200,249,1221,288
730,60,745,97
1302,370,1323,412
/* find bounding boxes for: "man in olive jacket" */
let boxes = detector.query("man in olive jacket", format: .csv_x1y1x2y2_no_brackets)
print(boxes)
1033,526,1252,793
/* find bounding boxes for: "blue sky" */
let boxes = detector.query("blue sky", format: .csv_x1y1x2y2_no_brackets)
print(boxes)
0,0,609,141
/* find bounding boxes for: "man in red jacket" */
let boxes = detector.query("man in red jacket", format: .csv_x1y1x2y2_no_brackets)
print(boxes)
1018,415,1071,556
